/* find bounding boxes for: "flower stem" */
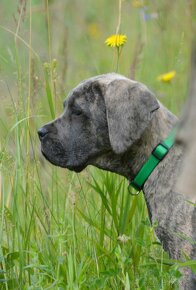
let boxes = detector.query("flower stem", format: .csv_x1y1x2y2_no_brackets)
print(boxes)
115,0,123,72
116,47,120,72
116,0,122,35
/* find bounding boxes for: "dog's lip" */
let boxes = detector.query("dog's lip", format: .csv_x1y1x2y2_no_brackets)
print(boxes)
41,149,56,165
41,149,87,172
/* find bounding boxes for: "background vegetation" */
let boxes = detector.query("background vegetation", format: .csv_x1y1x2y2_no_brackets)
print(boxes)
0,0,194,289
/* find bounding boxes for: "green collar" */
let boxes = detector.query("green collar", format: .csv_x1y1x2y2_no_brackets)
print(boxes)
128,126,177,194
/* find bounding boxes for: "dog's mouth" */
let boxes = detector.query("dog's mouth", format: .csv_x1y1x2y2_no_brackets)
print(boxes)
41,147,87,172
40,137,105,173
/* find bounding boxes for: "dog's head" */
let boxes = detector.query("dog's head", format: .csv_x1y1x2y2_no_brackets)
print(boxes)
38,73,159,172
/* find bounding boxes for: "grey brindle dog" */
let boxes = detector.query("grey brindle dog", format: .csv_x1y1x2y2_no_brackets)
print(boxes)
38,73,195,289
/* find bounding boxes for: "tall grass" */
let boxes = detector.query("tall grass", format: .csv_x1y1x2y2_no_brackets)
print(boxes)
0,0,194,289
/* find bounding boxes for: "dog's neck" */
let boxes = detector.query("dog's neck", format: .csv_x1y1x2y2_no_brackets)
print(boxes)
125,104,179,182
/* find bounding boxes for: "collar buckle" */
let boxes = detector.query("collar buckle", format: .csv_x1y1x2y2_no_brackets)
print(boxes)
151,142,169,161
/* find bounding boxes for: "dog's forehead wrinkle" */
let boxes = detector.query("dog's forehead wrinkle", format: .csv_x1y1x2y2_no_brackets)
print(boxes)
65,92,82,110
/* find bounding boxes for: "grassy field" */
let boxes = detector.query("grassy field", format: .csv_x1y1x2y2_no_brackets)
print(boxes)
0,0,194,289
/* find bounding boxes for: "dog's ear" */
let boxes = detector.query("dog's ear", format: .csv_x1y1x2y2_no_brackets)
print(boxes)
103,78,160,154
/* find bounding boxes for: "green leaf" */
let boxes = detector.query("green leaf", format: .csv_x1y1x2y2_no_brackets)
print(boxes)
44,69,55,119
76,207,113,239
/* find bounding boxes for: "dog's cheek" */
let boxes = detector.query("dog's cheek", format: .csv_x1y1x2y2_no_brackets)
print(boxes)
57,120,87,164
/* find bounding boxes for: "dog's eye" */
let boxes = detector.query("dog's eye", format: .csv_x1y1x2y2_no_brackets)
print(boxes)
72,107,82,116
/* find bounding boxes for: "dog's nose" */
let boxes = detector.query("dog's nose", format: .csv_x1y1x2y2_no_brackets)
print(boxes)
37,127,48,140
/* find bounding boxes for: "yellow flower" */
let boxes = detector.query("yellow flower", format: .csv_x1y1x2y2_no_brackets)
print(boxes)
157,70,176,82
105,34,127,48
132,0,145,8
